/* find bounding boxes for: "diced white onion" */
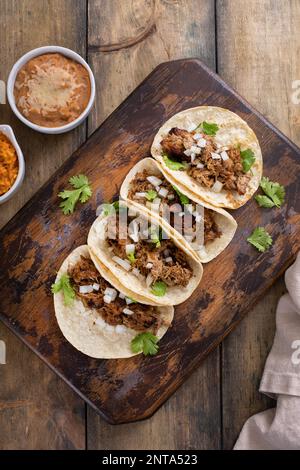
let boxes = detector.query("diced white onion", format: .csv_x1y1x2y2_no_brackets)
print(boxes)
197,138,207,148
92,283,100,291
146,273,154,287
135,192,147,198
212,180,223,193
126,244,135,254
146,262,153,269
221,151,229,161
197,163,204,169
123,308,134,316
79,285,94,294
119,292,125,299
125,297,134,305
112,256,131,271
103,295,112,304
158,187,168,198
184,149,192,157
129,231,139,243
104,287,118,301
211,152,221,159
128,207,137,217
194,133,202,139
190,153,196,162
147,176,162,186
165,256,173,263
116,324,127,334
167,194,175,200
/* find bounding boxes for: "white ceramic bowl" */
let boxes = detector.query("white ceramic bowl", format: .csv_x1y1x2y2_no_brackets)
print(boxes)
7,46,96,134
0,125,25,204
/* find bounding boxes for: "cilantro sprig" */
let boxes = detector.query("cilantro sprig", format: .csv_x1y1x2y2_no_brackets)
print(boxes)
127,252,136,264
196,121,219,136
58,174,92,215
172,185,190,205
163,153,188,171
151,280,167,297
247,227,273,253
131,332,159,356
255,177,285,208
145,189,158,201
51,274,75,306
240,149,256,173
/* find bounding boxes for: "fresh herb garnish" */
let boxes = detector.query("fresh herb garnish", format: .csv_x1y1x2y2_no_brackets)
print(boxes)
145,189,158,201
127,252,136,264
126,296,137,304
150,227,162,247
151,280,167,296
51,274,75,306
131,332,159,356
247,227,273,252
163,153,187,171
58,174,92,215
240,149,256,173
255,177,285,208
196,121,219,136
172,185,190,205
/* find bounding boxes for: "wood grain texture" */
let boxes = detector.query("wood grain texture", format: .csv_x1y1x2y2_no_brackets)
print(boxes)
87,0,220,449
217,0,300,447
0,0,87,449
0,58,299,425
0,323,85,449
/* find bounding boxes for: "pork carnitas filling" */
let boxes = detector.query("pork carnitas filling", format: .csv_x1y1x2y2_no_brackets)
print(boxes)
128,169,221,244
160,127,251,195
106,215,193,290
68,256,161,333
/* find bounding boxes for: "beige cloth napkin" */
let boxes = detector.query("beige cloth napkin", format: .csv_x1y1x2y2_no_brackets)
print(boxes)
234,253,300,450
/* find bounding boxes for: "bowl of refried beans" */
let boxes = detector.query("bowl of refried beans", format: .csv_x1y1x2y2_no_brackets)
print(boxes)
7,46,95,134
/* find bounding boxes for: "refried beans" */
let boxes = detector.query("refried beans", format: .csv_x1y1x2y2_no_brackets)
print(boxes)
14,53,91,128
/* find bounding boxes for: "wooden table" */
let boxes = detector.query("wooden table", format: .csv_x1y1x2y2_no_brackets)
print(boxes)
0,0,298,450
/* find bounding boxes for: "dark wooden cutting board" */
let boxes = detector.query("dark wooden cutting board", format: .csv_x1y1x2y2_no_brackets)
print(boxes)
0,59,299,424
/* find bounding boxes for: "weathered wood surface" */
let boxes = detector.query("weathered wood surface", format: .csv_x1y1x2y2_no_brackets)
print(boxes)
1,57,299,426
0,0,86,450
0,0,299,449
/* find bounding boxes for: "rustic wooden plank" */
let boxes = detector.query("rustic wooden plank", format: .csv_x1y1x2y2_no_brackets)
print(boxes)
87,0,220,449
0,323,85,449
87,352,220,450
1,57,298,425
217,0,300,449
0,0,87,449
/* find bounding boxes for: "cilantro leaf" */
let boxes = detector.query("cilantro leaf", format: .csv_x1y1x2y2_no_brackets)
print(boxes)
58,174,92,215
163,153,187,171
150,227,162,247
51,274,75,306
255,195,276,208
258,177,285,208
172,185,190,205
240,149,255,173
127,252,136,264
131,332,159,356
201,121,219,136
145,189,158,201
247,227,273,252
151,280,167,296
126,296,137,304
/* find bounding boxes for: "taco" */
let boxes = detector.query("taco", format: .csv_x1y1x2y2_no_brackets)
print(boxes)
53,245,174,359
120,158,237,263
151,106,262,209
87,201,203,306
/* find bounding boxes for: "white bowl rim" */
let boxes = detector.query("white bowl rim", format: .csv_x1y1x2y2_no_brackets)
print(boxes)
7,45,96,134
0,125,25,204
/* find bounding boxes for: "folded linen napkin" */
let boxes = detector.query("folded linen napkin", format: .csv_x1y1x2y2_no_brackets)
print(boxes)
234,253,300,450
